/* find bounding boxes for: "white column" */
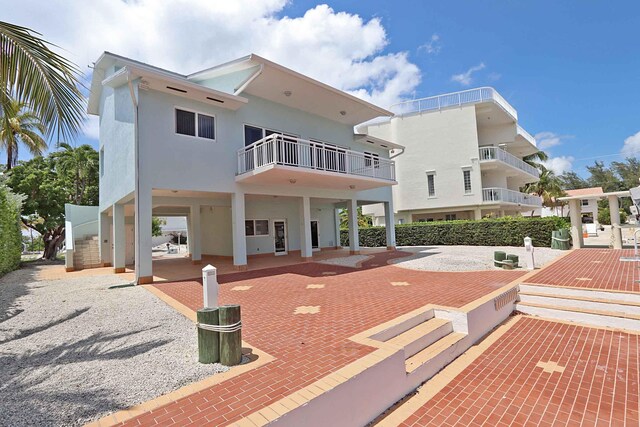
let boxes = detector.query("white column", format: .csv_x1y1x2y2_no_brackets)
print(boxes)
300,196,312,259
112,203,126,273
231,192,247,269
384,200,396,250
568,199,584,249
473,207,482,220
190,205,202,263
609,195,623,250
347,198,360,255
99,211,111,266
334,208,342,249
135,189,153,284
186,213,194,257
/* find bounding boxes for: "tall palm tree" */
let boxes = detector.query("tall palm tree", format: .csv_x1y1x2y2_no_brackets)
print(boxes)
1,21,84,141
523,169,567,216
54,142,98,204
523,150,549,171
0,99,46,169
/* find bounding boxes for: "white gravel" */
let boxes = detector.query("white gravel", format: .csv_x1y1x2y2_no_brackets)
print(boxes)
390,245,566,272
316,255,370,268
0,262,228,427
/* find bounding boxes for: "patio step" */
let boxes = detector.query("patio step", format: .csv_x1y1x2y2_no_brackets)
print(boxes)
73,237,101,269
405,332,466,375
385,318,453,359
516,301,640,331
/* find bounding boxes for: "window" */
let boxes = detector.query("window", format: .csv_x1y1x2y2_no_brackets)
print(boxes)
245,219,269,236
397,218,404,225
364,152,380,168
463,169,472,194
445,214,457,221
244,125,264,146
427,173,436,197
175,108,215,140
99,147,104,177
581,199,589,207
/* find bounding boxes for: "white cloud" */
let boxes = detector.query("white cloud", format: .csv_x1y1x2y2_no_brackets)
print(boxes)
621,131,640,158
418,34,441,55
451,63,485,86
2,0,422,115
535,131,563,150
543,156,574,175
81,115,100,141
487,72,501,82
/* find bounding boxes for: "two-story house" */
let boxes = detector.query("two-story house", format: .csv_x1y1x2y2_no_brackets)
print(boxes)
84,52,401,284
358,88,541,224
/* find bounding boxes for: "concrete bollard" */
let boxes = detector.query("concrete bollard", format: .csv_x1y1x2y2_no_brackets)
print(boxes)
202,264,218,309
524,237,535,270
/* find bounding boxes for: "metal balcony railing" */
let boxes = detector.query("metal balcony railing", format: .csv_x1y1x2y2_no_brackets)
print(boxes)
478,147,540,178
390,87,517,120
482,187,542,207
237,134,396,181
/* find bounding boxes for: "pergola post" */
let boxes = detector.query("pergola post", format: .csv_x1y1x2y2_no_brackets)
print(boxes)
568,199,584,249
608,195,623,250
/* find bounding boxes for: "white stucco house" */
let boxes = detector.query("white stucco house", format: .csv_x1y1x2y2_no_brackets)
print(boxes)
69,52,401,283
358,88,541,225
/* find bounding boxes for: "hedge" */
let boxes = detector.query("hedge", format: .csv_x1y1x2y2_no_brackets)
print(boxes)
340,217,570,248
0,184,24,277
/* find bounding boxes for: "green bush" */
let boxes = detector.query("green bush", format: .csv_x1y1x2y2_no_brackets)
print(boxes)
0,184,24,277
598,207,628,225
340,217,569,248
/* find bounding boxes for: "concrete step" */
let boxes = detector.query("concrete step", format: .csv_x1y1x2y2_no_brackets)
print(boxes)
519,292,640,316
405,332,466,374
519,284,640,305
386,318,453,359
516,302,640,331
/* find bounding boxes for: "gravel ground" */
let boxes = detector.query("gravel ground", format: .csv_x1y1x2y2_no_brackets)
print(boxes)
0,263,228,427
317,255,370,268
390,245,566,272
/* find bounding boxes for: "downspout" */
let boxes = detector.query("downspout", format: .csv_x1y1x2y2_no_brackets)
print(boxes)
233,64,263,96
126,70,141,284
390,148,405,159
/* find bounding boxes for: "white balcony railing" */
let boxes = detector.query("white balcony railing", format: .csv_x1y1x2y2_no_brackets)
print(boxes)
390,87,517,120
516,125,537,147
237,134,396,181
478,147,540,178
482,187,542,207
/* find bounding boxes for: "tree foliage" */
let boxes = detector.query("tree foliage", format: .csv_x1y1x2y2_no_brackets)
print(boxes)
0,179,23,276
339,206,372,228
53,143,99,205
0,98,47,169
152,217,166,237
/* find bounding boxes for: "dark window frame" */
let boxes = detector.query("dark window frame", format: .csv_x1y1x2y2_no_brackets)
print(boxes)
175,108,216,141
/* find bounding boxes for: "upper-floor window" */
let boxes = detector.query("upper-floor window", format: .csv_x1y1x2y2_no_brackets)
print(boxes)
581,199,589,207
463,169,472,194
426,172,436,197
244,124,297,147
445,214,457,221
364,152,380,168
176,108,215,140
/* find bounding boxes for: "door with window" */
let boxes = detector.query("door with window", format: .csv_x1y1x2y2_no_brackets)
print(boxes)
310,220,320,251
273,220,287,255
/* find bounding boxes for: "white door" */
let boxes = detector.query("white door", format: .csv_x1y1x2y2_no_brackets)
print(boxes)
273,220,287,255
310,220,320,251
125,225,135,265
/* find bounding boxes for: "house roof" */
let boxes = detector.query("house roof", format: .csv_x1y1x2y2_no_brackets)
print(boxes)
565,187,604,197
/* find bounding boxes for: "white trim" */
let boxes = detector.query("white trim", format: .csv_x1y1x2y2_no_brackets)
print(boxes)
273,219,288,255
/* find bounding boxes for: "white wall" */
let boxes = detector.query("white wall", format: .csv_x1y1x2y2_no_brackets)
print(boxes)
201,205,233,256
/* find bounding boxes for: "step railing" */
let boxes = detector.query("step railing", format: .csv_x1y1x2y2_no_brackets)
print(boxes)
237,134,396,181
478,147,539,178
482,187,542,207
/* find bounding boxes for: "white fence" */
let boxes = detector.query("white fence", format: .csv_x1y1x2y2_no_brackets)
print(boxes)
237,134,396,181
482,187,542,207
478,147,539,178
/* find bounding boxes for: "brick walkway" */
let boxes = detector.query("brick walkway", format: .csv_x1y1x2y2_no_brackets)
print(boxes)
526,249,640,293
400,316,640,426
119,251,523,426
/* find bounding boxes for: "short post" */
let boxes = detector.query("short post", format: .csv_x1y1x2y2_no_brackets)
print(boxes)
197,307,220,363
524,237,535,270
219,305,242,366
494,251,506,267
202,264,218,309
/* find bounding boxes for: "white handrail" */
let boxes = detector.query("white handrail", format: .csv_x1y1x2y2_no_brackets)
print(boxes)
237,134,396,181
390,87,517,120
478,147,539,178
516,125,537,147
482,187,542,207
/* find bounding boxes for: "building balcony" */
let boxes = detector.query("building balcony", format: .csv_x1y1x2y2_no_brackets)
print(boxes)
478,147,540,179
482,187,541,207
236,134,397,190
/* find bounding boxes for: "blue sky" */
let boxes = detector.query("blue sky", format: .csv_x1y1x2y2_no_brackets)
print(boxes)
7,0,640,178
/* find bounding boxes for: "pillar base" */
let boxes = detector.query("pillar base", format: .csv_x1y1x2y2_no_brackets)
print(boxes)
65,267,75,273
138,276,154,285
192,260,202,265
301,256,313,261
234,264,248,272
102,262,112,267
114,267,126,274
350,250,361,255
334,246,342,250
386,246,396,251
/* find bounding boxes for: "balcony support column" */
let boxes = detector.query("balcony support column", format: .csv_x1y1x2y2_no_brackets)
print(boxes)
473,207,482,220
190,205,202,264
112,203,126,274
347,198,360,255
569,199,584,249
334,208,342,249
299,196,313,260
231,192,248,270
609,195,623,250
384,200,396,250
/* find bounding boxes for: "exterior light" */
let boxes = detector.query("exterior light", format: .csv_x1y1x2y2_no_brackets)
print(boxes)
284,91,292,97
349,185,356,189
289,179,297,184
339,110,347,116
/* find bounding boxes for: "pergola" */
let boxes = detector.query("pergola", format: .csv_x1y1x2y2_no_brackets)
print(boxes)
558,190,631,249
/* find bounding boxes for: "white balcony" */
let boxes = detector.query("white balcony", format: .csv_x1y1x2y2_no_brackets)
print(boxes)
516,125,537,148
236,134,397,190
482,187,541,207
390,87,517,121
478,147,539,179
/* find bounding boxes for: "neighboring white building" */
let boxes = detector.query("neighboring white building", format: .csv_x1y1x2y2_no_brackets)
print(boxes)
70,52,401,282
358,88,541,225
536,187,603,226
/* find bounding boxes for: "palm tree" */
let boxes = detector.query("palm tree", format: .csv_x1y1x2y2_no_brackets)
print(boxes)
523,169,567,216
0,99,46,169
1,21,84,141
523,150,549,171
53,142,98,204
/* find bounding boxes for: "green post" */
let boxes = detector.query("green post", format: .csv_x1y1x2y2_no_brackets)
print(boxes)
507,254,519,267
197,308,220,364
219,304,242,366
494,251,506,267
502,259,515,270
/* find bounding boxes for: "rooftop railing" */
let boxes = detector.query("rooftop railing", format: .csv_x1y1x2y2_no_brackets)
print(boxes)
478,147,540,178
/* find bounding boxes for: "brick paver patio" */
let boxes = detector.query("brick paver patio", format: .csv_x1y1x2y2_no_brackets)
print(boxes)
526,249,640,293
118,250,523,426
399,316,640,426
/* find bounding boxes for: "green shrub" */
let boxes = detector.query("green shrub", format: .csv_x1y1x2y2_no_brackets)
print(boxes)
340,217,569,248
599,207,628,225
0,184,24,277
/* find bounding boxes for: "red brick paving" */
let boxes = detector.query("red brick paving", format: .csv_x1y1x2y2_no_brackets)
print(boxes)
526,249,640,293
120,251,523,426
401,316,640,427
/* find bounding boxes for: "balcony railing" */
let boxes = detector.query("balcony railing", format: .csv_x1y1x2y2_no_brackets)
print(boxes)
389,87,517,120
478,147,539,178
237,134,396,181
516,125,537,147
482,187,542,207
